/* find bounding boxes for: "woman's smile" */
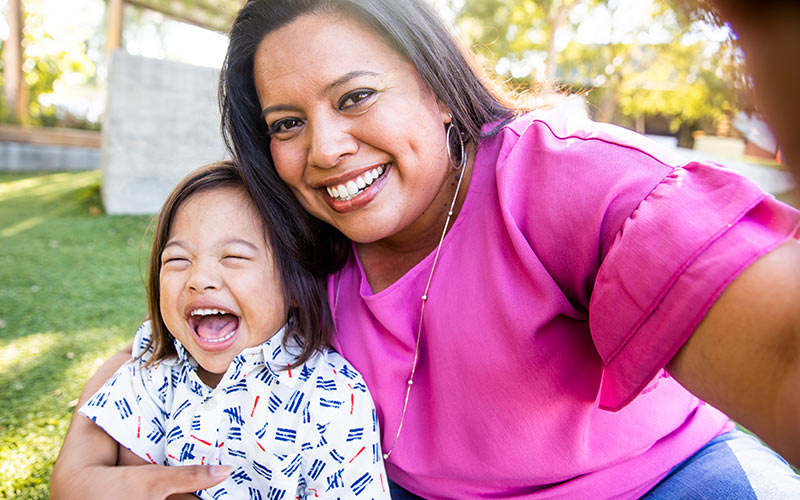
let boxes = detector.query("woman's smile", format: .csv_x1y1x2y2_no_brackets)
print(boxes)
324,163,387,202
321,163,391,212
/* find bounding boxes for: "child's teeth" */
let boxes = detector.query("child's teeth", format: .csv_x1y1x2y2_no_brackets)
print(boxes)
327,164,386,201
205,329,237,343
190,308,225,316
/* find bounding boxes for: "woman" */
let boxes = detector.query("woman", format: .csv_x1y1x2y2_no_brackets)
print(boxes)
51,0,800,498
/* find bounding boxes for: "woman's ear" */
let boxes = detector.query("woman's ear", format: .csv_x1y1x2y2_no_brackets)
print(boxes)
438,100,452,124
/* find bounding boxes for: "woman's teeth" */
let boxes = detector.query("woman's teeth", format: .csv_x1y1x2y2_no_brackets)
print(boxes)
326,165,385,201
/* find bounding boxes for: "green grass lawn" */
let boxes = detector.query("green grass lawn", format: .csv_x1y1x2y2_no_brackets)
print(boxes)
0,170,153,499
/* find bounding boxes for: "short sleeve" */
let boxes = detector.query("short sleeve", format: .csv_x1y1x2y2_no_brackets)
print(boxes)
78,322,171,465
302,353,389,499
590,161,800,410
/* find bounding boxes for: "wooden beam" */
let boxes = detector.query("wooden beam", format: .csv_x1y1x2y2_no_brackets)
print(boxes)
126,0,245,33
3,0,27,122
107,0,125,53
0,125,102,149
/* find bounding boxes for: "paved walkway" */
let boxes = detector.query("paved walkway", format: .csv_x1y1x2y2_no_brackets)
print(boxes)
646,135,795,195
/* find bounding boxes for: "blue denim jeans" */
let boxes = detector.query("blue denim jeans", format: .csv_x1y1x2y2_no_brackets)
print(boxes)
388,429,800,499
642,429,800,499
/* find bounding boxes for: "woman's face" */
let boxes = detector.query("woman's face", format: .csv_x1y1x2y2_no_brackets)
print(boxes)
253,13,454,247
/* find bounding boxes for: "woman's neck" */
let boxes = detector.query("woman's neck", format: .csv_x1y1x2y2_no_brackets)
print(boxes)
354,146,475,293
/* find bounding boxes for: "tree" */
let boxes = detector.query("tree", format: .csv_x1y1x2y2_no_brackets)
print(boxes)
452,0,743,143
456,0,605,86
0,0,99,127
2,0,26,122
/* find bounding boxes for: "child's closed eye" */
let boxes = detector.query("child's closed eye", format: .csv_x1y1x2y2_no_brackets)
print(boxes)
221,254,255,265
222,255,248,261
163,257,189,265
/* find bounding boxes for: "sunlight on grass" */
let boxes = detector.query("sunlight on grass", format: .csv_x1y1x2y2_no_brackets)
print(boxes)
0,327,138,500
1,215,48,237
0,170,151,499
0,332,61,378
0,171,100,201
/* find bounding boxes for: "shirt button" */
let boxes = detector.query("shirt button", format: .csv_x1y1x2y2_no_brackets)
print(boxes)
203,398,218,411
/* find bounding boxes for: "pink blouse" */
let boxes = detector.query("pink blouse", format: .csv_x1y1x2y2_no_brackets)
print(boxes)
329,110,800,499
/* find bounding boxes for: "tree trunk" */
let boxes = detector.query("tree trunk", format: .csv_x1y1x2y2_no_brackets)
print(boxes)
635,114,645,134
677,123,696,149
3,0,27,123
544,1,575,84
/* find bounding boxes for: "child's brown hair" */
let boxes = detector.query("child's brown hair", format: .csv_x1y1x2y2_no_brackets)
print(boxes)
144,160,334,368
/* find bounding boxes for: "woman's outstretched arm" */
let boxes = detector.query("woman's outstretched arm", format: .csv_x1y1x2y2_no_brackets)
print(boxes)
669,238,800,467
50,348,230,500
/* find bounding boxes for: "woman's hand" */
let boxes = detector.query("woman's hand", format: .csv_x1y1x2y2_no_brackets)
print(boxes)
669,238,800,467
51,462,231,500
50,347,231,499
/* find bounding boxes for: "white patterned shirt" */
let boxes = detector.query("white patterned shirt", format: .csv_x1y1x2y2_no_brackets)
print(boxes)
80,321,389,499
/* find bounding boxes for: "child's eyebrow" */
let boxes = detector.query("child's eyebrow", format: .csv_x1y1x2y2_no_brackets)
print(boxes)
224,238,260,251
163,240,188,251
161,239,260,253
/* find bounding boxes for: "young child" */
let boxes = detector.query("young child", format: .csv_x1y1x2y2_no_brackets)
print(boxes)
79,161,389,499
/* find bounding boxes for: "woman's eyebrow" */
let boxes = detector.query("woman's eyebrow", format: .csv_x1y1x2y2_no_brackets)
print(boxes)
324,70,379,93
260,70,380,119
261,103,299,120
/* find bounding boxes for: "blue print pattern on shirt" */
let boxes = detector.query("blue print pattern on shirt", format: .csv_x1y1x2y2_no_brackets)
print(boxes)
78,321,388,499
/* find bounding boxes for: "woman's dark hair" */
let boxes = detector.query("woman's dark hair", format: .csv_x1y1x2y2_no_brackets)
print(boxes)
144,160,333,368
219,0,516,272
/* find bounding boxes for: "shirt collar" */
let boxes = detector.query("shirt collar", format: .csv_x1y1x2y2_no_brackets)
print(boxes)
169,324,301,389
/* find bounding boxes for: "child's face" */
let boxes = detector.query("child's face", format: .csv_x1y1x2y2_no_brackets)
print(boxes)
159,186,285,387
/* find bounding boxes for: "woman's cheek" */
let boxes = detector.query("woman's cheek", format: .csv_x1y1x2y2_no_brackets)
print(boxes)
270,143,294,180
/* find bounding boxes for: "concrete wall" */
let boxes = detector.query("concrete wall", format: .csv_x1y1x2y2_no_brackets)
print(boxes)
102,50,228,214
0,142,100,171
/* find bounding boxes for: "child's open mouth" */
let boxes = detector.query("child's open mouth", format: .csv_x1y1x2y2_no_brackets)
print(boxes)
188,308,240,345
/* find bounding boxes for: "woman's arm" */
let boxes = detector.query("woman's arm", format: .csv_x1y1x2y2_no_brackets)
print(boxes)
669,238,800,467
117,448,202,500
50,348,231,499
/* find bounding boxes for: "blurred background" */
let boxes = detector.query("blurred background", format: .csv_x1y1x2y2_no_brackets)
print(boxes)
0,1,796,498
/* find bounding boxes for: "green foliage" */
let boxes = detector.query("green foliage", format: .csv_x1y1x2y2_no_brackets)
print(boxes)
0,171,152,499
0,0,99,128
458,0,600,78
615,42,735,131
453,0,744,133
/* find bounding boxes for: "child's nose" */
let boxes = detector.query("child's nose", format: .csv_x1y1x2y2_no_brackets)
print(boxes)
186,262,221,292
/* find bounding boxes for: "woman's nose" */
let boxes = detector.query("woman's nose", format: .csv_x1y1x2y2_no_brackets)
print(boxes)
186,261,221,292
308,118,358,168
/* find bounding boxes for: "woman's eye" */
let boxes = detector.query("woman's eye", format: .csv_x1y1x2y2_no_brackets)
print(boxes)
268,118,303,137
338,89,375,110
